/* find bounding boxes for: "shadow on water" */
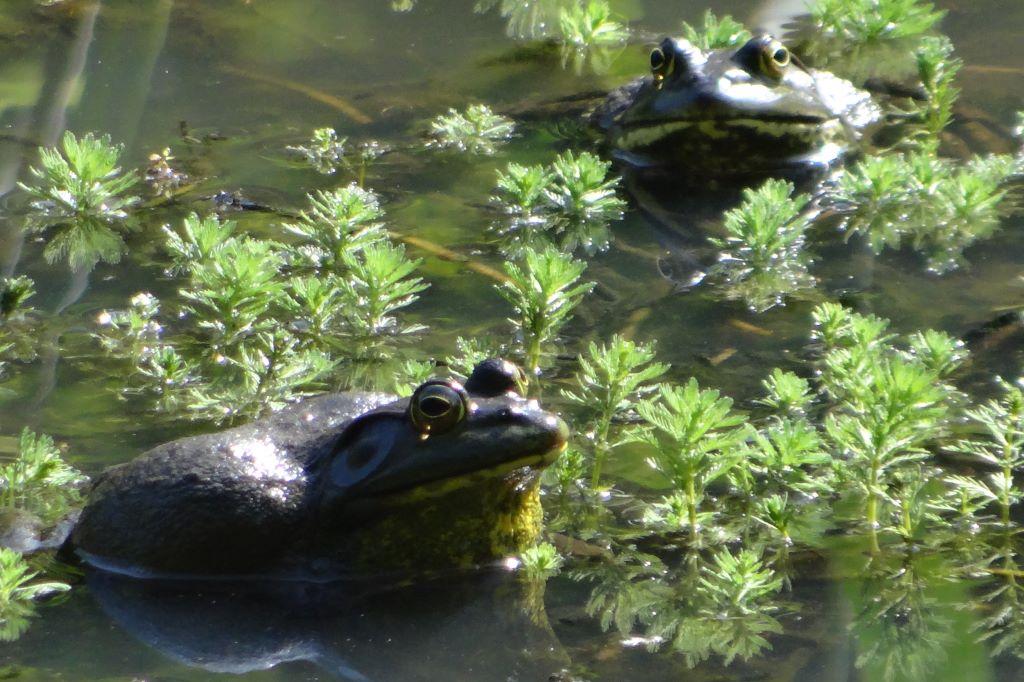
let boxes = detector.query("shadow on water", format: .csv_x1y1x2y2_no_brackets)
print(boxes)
24,568,567,681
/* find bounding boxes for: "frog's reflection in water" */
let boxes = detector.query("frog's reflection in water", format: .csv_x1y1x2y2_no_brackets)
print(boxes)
86,568,567,680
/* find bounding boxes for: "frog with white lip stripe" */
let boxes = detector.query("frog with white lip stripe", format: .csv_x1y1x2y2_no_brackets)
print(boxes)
593,34,882,178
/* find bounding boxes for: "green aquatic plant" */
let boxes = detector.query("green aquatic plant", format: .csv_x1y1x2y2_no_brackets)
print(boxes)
755,369,813,418
574,547,668,636
910,36,961,145
498,246,593,376
710,179,816,311
562,335,668,485
98,192,430,421
18,131,138,222
493,153,623,255
186,330,335,419
445,336,507,380
681,10,751,50
683,549,783,661
950,379,1024,527
587,548,785,667
557,0,628,49
0,548,70,643
520,541,564,578
495,162,553,219
828,151,1015,273
284,184,387,270
849,554,957,682
633,379,746,543
545,151,626,224
427,104,515,155
337,242,429,338
741,417,829,497
287,127,347,174
163,212,238,275
554,0,628,74
181,237,287,352
95,291,162,361
809,0,944,42
492,155,620,218
0,429,84,526
0,276,34,321
18,131,139,270
830,153,914,253
812,303,963,551
0,277,38,398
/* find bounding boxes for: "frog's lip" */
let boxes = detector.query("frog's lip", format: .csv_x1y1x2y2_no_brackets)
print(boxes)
616,112,833,128
361,414,569,500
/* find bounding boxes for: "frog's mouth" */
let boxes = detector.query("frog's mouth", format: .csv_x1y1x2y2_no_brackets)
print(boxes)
613,115,841,151
620,112,832,127
381,441,568,503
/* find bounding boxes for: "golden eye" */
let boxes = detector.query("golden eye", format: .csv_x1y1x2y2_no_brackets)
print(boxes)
409,380,468,435
650,46,673,89
759,40,790,78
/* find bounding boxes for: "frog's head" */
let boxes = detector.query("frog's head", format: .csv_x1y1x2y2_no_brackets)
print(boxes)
601,34,880,176
313,359,568,574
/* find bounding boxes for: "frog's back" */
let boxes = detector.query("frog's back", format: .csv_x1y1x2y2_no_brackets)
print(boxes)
72,392,393,578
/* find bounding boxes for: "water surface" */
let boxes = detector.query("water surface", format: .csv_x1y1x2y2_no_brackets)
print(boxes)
1,0,1023,679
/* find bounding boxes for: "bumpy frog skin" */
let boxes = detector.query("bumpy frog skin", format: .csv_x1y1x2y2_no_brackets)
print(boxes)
594,34,882,176
70,360,568,580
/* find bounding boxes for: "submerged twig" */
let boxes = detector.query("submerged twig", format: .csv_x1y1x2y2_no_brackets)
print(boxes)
220,64,372,124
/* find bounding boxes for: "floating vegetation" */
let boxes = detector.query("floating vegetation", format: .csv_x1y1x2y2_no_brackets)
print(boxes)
548,303,1024,670
288,128,388,183
0,277,37,400
909,36,961,146
709,179,816,312
0,548,69,643
18,132,138,222
497,246,593,377
493,151,624,255
17,131,139,271
495,162,553,222
0,429,84,529
546,150,626,223
680,10,751,50
632,379,746,545
96,187,430,421
427,104,515,155
809,0,945,42
813,304,961,551
554,0,628,73
556,0,628,49
283,184,387,270
0,277,34,322
287,127,348,174
826,151,1015,272
519,541,564,578
336,242,429,337
562,335,667,485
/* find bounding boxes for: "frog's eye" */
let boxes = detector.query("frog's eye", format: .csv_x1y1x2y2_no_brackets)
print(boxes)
409,380,469,435
759,40,790,78
650,46,673,89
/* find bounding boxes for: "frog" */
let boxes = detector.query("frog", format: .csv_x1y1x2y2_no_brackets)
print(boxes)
592,34,884,179
69,358,569,580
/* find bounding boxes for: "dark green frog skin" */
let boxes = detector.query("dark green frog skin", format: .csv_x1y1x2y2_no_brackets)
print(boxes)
70,359,569,580
593,34,882,177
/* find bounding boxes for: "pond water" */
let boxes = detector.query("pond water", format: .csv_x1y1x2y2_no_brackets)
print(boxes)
1,0,1023,680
